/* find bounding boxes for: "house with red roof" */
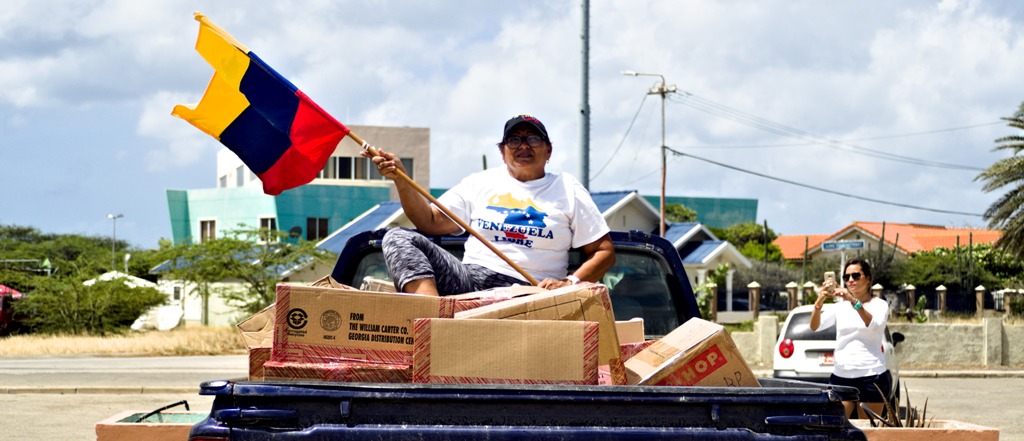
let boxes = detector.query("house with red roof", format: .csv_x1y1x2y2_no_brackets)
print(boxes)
774,221,1001,261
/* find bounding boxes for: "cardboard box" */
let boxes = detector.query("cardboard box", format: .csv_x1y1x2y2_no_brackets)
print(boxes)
599,339,656,385
447,285,545,313
273,284,457,365
620,339,656,361
455,283,621,369
625,318,760,387
311,275,355,290
237,304,276,380
412,318,599,385
615,318,645,344
96,410,207,441
263,359,411,383
358,277,397,292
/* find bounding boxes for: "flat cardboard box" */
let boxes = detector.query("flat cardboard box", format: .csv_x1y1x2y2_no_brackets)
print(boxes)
615,318,645,344
455,283,621,370
95,410,206,441
625,318,760,387
274,284,457,365
263,359,411,383
413,318,599,384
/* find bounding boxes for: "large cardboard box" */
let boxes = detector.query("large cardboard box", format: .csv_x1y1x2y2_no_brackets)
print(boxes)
448,285,544,313
625,318,760,387
412,318,599,385
263,359,411,383
615,318,645,344
455,283,621,369
274,284,457,365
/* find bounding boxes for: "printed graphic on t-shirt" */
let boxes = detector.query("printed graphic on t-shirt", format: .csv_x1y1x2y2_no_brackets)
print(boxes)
475,192,554,248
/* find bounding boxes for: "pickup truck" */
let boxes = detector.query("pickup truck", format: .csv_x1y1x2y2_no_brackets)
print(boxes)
188,229,867,440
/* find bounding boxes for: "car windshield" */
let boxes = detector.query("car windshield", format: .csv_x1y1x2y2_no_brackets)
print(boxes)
784,312,836,341
348,246,680,336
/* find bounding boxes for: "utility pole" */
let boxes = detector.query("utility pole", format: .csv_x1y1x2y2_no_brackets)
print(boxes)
106,213,123,270
579,0,591,189
622,71,676,236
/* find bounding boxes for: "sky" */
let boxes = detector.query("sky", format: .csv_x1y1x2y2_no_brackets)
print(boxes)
3,0,1023,250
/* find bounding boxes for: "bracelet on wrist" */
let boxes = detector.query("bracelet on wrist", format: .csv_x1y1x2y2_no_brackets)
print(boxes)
853,300,863,310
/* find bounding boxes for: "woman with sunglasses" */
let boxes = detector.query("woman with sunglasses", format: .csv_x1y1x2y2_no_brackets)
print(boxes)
810,257,891,419
362,114,615,296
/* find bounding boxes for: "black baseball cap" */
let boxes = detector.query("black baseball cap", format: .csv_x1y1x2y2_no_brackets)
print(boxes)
502,114,549,142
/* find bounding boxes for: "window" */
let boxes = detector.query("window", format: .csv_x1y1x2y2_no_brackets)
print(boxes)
259,217,278,242
236,166,245,187
173,286,182,301
314,156,413,181
306,217,329,241
200,220,216,242
219,176,227,188
338,157,353,179
250,169,257,181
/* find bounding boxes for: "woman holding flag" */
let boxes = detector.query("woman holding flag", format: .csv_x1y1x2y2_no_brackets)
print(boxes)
364,114,615,296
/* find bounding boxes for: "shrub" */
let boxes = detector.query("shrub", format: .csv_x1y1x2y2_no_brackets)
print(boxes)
15,278,166,335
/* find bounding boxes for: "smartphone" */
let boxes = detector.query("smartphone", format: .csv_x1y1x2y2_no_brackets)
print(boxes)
824,271,836,294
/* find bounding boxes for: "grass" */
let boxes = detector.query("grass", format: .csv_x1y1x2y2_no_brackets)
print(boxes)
0,326,247,357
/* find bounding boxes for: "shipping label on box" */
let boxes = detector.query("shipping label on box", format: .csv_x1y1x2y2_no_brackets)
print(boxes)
273,284,456,365
412,318,599,385
455,283,621,369
263,359,411,383
625,318,760,388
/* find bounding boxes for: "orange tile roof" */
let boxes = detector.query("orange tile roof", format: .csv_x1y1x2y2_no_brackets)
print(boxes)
774,234,831,260
774,222,1001,260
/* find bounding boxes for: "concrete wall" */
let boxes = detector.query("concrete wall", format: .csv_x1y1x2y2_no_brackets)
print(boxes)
731,316,1024,370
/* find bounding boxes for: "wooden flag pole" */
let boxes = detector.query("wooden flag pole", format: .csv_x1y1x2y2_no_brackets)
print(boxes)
347,131,540,286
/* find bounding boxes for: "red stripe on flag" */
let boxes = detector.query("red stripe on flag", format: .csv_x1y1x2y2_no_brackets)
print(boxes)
258,91,349,195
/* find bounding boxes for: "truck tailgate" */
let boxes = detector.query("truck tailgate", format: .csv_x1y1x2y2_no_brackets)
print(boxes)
191,379,865,440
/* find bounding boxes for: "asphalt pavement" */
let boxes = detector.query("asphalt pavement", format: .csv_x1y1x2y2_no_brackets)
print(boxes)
1,356,1022,441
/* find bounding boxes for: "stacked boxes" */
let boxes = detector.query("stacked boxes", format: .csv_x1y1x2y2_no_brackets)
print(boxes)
236,279,758,388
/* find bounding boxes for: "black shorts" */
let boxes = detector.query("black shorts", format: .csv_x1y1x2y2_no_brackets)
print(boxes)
830,371,892,403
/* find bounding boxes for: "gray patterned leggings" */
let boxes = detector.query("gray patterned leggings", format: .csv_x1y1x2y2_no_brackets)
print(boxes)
381,228,526,295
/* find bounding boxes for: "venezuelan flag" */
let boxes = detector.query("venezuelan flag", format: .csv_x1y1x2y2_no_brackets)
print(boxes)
173,12,350,196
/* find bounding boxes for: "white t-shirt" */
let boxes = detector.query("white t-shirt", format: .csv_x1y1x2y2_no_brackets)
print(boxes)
818,297,890,378
437,167,610,282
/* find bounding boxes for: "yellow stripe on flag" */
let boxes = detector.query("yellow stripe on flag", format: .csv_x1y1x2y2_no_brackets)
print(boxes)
171,71,249,139
171,12,252,139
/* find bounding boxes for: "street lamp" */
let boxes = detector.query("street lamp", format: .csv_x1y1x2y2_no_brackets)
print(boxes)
622,71,676,237
106,213,123,271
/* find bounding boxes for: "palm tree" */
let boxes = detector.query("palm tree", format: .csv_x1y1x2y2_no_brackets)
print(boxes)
976,102,1024,258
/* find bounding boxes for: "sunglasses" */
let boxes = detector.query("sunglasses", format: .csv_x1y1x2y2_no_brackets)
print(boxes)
842,272,863,282
505,135,545,149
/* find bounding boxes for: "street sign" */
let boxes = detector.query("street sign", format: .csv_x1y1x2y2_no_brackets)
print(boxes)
821,240,865,252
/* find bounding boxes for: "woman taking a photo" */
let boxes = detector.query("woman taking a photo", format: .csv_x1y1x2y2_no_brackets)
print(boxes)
811,257,891,419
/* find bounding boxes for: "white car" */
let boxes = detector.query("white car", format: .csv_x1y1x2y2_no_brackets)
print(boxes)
773,304,905,406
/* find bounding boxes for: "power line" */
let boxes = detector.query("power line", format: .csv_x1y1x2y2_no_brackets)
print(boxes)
667,91,987,171
592,93,649,180
679,121,1003,150
667,146,984,217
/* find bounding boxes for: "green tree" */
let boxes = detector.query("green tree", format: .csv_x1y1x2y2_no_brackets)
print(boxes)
713,222,783,262
158,226,336,319
665,203,697,223
977,102,1024,259
15,275,165,335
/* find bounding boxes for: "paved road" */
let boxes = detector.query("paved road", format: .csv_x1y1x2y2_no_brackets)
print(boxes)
1,356,1021,440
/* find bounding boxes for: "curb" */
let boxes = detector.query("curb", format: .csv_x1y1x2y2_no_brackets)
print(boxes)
3,386,199,395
